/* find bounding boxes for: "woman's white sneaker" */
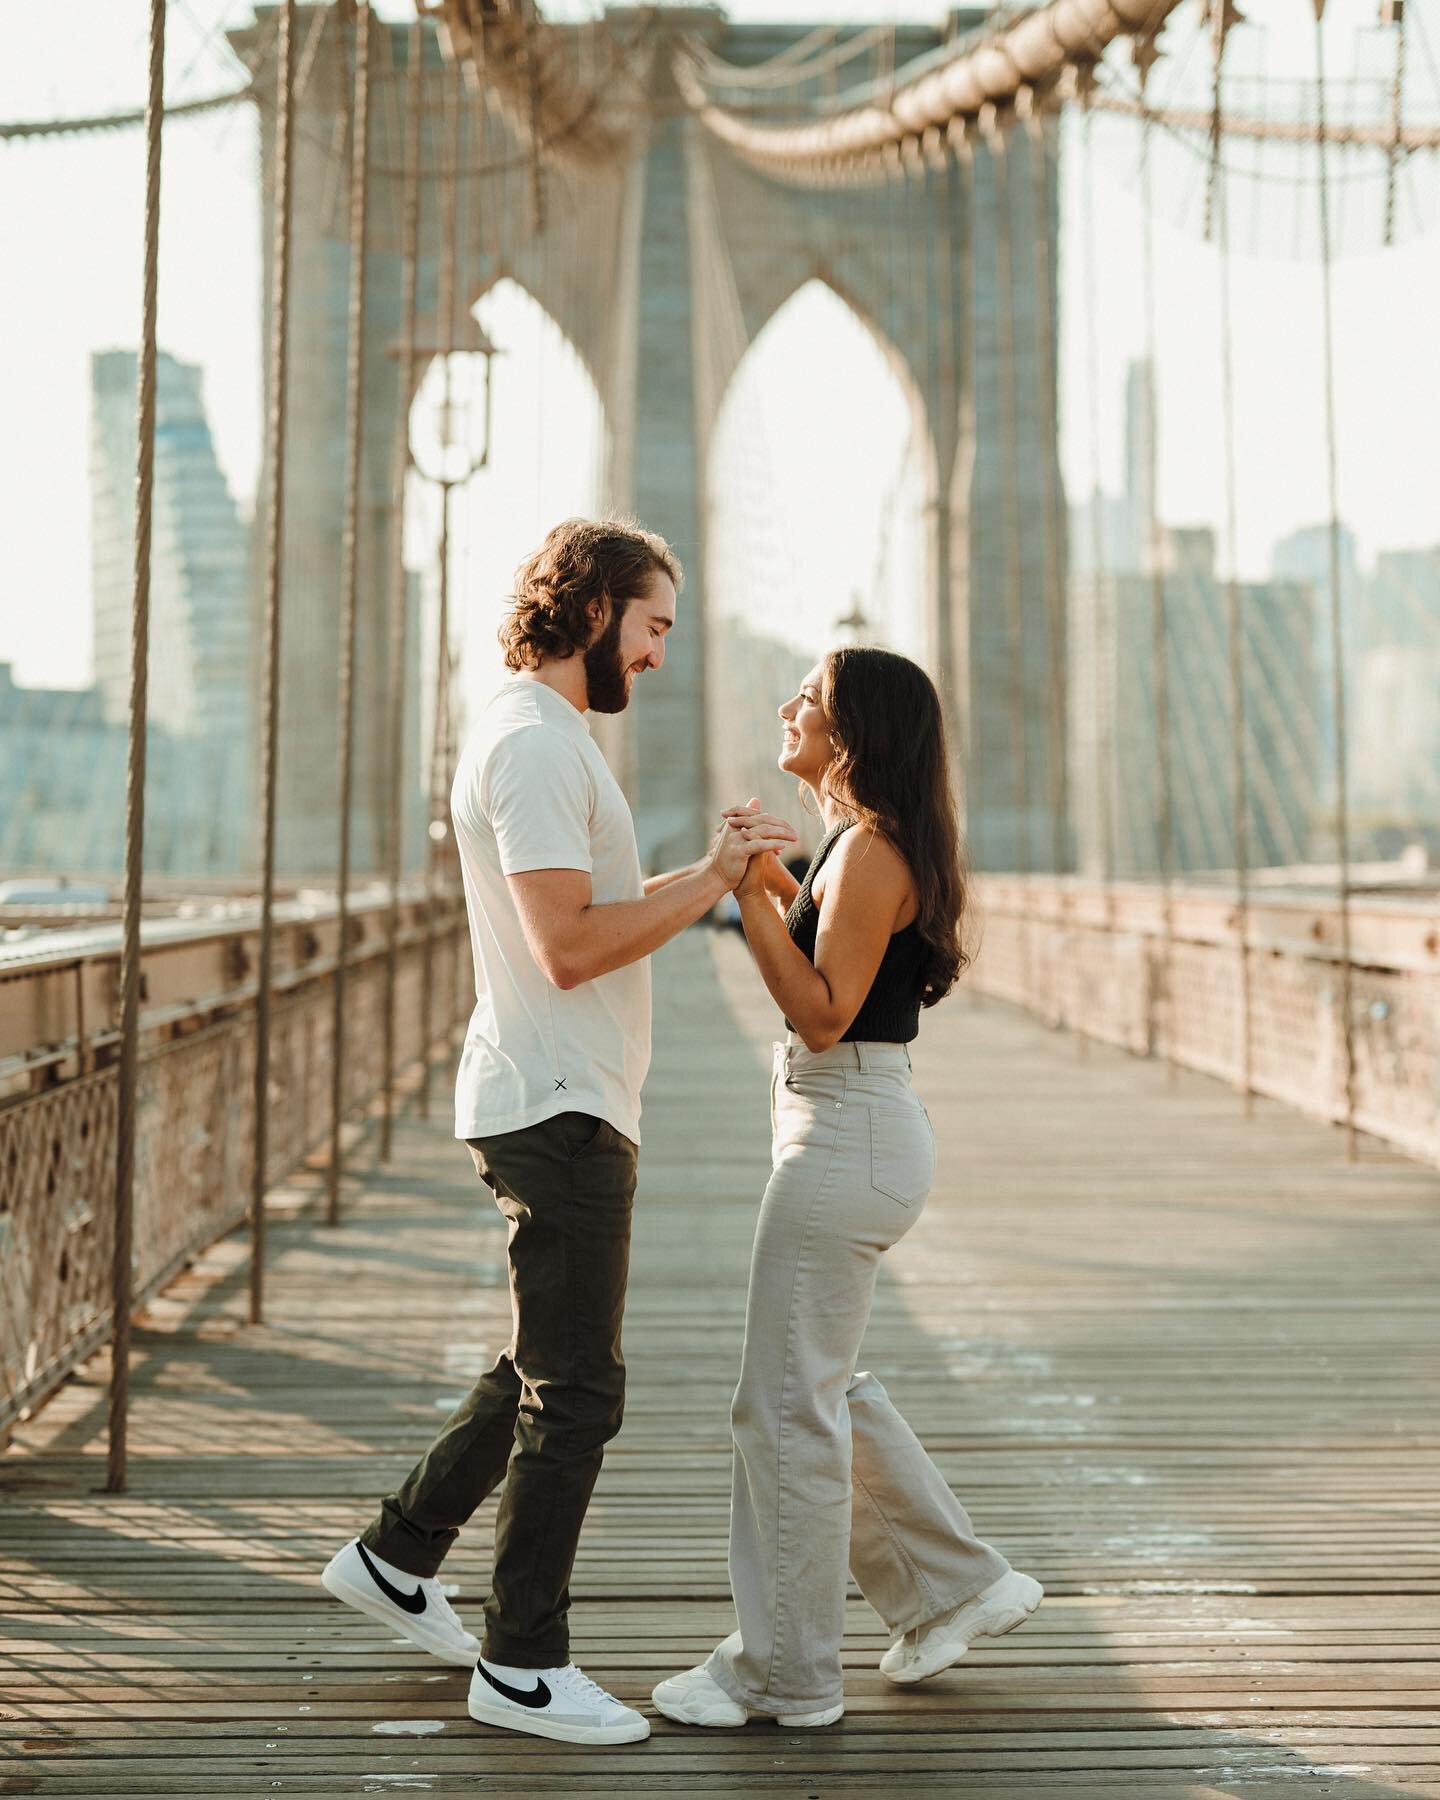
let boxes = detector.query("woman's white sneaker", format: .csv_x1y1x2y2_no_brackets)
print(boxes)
468,1659,650,1744
320,1537,480,1667
652,1665,843,1729
881,1569,1043,1685
652,1666,746,1728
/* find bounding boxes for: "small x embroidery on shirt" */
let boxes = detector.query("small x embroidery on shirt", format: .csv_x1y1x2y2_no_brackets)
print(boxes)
554,1078,567,1091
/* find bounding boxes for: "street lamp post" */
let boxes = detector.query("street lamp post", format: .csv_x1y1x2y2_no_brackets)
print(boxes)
402,320,500,1118
836,595,869,645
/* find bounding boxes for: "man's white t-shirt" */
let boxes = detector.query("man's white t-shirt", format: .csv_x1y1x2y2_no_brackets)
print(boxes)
451,678,650,1146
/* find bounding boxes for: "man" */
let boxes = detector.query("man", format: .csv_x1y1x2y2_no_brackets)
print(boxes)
322,517,792,1746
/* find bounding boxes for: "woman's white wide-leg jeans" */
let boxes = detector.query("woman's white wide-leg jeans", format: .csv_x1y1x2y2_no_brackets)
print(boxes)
705,1036,1010,1717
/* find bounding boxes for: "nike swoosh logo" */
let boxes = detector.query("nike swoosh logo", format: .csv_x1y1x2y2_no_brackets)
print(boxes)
476,1663,553,1710
356,1543,427,1616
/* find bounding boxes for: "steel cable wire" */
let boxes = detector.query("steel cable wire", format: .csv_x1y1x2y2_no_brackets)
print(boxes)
1312,0,1359,1161
250,0,297,1328
327,0,373,1227
1025,101,1070,1028
418,66,464,1123
988,118,1034,904
107,0,167,1496
1076,96,1113,1056
381,18,425,1162
1210,12,1255,1116
1138,64,1177,1081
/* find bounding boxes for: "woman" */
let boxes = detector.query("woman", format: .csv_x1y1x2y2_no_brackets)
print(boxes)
653,645,1041,1729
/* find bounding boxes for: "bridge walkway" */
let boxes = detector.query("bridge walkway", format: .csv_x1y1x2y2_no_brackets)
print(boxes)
3,929,1438,1796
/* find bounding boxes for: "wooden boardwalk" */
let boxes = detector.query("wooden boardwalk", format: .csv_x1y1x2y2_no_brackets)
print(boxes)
3,930,1438,1797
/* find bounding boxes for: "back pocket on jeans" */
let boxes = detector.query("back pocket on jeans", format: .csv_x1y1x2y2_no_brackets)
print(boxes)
868,1106,934,1208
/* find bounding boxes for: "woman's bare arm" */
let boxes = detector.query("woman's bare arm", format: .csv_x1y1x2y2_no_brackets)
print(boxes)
737,826,911,1052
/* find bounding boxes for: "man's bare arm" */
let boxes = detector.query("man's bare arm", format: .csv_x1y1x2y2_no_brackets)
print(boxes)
510,823,795,989
643,866,699,896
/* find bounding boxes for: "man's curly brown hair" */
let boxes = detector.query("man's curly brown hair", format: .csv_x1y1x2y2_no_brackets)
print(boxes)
498,517,682,672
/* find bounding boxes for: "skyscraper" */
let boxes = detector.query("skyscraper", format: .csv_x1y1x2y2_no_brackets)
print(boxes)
1070,365,1321,877
1070,534,1318,877
90,350,250,744
1351,546,1440,831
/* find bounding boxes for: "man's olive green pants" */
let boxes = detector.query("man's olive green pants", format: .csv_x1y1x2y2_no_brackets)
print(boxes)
361,1110,637,1669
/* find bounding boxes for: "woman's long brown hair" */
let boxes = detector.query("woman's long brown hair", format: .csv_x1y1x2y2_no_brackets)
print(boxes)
821,645,970,1006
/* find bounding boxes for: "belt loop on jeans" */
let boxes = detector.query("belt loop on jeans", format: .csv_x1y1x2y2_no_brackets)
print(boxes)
853,1041,873,1075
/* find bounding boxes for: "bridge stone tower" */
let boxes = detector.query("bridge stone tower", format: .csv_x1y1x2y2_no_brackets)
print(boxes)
236,5,1062,877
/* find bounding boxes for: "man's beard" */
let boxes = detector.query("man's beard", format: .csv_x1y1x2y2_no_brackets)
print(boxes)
583,603,633,714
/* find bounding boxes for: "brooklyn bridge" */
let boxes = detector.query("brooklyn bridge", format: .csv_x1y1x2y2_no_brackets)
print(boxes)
2,0,1438,1793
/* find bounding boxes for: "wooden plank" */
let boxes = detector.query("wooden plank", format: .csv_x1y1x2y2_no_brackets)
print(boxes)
2,931,1438,1795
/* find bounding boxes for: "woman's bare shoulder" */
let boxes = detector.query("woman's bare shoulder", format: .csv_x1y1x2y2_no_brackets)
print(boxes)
828,820,913,891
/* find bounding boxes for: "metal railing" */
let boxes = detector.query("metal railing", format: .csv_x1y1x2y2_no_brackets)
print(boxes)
0,889,471,1436
969,873,1440,1169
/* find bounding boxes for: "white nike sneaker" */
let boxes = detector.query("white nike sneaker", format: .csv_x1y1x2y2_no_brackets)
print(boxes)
651,1664,843,1729
320,1537,480,1667
880,1569,1044,1685
468,1658,650,1744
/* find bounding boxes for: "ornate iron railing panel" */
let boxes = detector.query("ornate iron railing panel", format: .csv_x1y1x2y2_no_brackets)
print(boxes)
0,895,470,1432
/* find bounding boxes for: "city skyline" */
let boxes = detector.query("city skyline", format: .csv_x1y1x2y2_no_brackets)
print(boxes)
89,348,250,740
3,1,1438,694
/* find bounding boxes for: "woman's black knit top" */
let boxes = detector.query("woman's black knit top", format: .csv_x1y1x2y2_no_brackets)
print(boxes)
783,818,925,1044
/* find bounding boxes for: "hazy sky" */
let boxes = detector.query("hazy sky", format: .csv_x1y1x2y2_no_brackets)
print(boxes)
2,0,1437,700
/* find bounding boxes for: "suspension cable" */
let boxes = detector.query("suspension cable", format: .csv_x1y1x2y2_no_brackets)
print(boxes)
524,11,547,233
1025,96,1070,1029
1211,8,1254,1117
250,0,298,1328
1138,53,1177,1083
930,136,962,789
380,15,425,1164
1078,94,1114,1063
986,112,1036,1020
1312,0,1359,1161
988,110,1039,1007
327,0,373,1226
418,64,463,1123
951,122,982,865
106,0,167,1496
1383,0,1409,246
0,86,245,139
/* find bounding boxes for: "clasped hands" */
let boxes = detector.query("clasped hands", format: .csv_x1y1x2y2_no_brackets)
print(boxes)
706,797,798,896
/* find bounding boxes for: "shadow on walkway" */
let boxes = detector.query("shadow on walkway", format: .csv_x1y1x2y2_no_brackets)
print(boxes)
1,929,1436,1795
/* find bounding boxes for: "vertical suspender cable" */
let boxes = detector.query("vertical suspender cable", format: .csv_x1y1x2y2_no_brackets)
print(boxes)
951,124,982,869
251,0,298,1326
1382,0,1407,248
933,141,961,788
988,112,1035,1009
1138,64,1177,1080
1312,0,1359,1159
1211,12,1255,1115
419,69,460,1122
1078,93,1112,1059
991,119,1030,874
1026,99,1070,1026
524,12,546,234
381,15,424,1163
444,71,471,843
904,133,939,697
423,470,451,1120
327,0,373,1225
107,0,167,1496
